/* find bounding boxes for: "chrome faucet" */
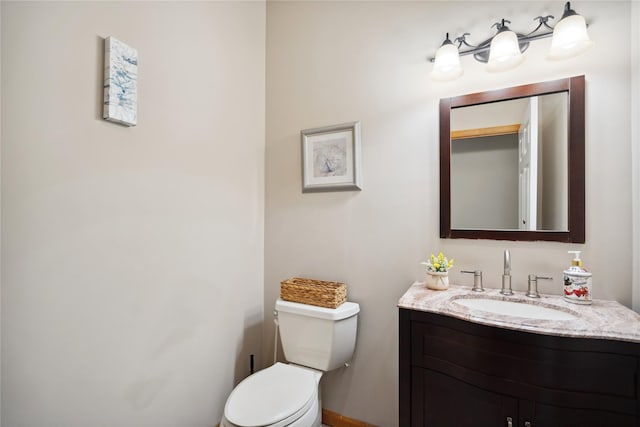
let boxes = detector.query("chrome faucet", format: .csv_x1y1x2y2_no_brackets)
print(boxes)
500,249,513,295
527,274,552,298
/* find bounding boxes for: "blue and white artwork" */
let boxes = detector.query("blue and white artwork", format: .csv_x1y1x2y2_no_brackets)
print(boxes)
313,137,348,178
103,36,138,126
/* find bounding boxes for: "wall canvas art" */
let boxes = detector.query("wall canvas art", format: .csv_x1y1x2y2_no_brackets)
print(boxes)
103,36,138,126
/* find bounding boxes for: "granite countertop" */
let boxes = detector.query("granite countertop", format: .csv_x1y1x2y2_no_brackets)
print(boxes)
398,282,640,343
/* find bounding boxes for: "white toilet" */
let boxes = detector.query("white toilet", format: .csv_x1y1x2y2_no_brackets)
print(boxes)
220,298,360,427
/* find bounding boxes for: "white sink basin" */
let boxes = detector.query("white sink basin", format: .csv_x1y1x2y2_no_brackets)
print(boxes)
453,298,577,321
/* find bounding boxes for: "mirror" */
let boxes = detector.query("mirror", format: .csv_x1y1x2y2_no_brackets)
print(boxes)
440,76,585,242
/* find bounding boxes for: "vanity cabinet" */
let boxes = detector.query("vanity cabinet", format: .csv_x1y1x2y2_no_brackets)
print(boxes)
399,308,640,427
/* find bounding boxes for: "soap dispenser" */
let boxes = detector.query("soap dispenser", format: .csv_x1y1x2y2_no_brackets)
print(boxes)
563,251,592,305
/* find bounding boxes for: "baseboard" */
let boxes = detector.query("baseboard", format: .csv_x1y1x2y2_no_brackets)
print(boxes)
322,409,377,427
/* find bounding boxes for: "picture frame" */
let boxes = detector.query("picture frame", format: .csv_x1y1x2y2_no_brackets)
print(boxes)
301,121,362,193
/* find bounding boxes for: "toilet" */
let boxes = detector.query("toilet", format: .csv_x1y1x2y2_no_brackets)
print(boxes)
220,298,360,427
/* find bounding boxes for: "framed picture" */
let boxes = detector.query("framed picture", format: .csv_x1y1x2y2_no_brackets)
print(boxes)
301,121,362,193
103,36,138,126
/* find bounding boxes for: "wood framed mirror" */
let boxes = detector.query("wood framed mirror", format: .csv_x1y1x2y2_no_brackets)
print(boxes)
440,76,585,242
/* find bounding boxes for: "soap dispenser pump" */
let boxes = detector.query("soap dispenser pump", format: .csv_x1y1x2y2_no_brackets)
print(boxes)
563,251,592,305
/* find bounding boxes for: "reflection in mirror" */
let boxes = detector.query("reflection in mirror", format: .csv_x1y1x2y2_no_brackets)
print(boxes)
440,76,585,242
450,93,568,231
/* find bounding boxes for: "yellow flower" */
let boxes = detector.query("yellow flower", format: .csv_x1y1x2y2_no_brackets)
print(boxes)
422,252,453,273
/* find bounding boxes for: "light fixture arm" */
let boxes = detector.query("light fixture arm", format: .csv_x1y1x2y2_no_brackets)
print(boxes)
560,2,579,19
531,15,555,33
492,19,511,32
454,33,472,49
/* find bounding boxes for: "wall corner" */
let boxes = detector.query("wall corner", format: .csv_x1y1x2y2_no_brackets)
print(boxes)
631,1,640,313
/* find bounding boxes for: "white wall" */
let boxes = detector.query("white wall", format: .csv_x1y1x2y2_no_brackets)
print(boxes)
0,2,3,422
265,1,633,425
451,135,519,229
1,2,265,425
451,98,528,130
539,94,568,230
632,1,640,312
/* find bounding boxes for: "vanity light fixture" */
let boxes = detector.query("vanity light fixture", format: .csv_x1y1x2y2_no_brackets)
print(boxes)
429,2,592,81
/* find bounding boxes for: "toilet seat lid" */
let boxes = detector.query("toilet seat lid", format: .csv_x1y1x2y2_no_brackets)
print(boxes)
224,363,318,427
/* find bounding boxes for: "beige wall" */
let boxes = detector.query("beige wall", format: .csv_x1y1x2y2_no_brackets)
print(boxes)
632,1,640,312
265,1,633,425
451,135,519,229
0,2,3,420
539,94,568,230
1,1,265,425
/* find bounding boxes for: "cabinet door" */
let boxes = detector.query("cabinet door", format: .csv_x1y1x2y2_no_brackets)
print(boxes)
520,400,636,427
412,368,517,427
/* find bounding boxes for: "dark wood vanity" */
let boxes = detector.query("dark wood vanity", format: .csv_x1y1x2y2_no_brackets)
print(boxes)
399,307,640,426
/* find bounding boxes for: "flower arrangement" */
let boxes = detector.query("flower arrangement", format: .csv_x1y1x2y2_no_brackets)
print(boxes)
421,252,454,273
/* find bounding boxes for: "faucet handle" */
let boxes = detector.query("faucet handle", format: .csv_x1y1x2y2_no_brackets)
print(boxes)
461,270,484,292
526,274,552,298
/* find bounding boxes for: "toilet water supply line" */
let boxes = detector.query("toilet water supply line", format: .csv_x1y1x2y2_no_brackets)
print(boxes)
273,310,280,365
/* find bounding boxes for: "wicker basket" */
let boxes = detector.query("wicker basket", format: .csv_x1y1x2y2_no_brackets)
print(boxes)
280,277,347,309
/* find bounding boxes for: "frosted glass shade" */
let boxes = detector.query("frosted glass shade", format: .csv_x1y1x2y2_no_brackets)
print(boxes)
431,43,463,81
548,14,593,60
487,30,524,72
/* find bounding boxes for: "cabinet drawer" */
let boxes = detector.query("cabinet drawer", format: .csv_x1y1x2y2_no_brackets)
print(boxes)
411,320,638,399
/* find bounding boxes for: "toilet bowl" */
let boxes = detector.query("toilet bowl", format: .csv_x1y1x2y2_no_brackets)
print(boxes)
220,299,359,427
220,363,322,427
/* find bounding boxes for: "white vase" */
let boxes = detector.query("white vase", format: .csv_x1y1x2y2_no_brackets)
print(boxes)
426,271,449,290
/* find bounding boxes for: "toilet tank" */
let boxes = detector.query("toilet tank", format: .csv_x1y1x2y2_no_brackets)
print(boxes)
275,299,359,371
